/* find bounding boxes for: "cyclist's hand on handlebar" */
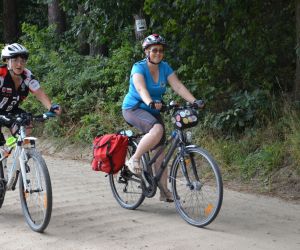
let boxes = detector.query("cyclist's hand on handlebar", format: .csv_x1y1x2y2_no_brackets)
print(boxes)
0,115,11,125
148,100,163,110
193,99,205,109
49,103,61,115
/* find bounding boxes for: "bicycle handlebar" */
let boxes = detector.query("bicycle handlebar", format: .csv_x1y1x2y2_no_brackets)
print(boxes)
0,111,57,125
160,100,204,113
33,112,56,122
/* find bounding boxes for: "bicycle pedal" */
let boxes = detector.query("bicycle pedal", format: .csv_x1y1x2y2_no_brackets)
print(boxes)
117,177,127,184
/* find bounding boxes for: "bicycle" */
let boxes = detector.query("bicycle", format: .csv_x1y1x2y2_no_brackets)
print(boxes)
0,111,56,232
109,101,223,227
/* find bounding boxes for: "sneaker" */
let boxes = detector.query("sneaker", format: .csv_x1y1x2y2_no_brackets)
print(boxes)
126,158,142,175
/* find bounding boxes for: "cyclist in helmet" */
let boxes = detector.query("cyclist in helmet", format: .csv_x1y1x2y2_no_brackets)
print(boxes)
122,34,204,202
0,43,61,144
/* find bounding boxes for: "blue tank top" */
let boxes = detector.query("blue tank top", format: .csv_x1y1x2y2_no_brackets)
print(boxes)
122,59,173,114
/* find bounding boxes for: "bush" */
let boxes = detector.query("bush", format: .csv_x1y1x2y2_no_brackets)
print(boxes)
20,24,137,142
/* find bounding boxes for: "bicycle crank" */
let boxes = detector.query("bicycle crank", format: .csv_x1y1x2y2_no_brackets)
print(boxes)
141,171,157,198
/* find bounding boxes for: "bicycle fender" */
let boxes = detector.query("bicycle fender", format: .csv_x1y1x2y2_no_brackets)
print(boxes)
186,145,198,149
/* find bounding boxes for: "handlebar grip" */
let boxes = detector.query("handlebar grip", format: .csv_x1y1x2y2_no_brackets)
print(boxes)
49,104,60,113
193,99,205,109
44,112,56,118
0,115,11,124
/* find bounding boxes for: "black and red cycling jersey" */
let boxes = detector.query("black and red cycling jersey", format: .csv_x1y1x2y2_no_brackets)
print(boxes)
0,65,40,113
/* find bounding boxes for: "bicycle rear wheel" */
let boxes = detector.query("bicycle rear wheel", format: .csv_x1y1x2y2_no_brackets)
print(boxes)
170,146,223,227
109,140,145,209
19,149,52,232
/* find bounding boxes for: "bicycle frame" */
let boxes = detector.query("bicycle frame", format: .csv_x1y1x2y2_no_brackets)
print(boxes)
4,125,37,192
0,111,56,232
141,128,188,187
111,102,223,227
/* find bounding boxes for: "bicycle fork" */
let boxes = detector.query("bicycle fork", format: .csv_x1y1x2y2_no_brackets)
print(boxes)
19,148,42,193
19,149,31,192
179,150,202,191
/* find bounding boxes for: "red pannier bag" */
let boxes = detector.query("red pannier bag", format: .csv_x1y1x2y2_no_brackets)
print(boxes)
91,134,128,174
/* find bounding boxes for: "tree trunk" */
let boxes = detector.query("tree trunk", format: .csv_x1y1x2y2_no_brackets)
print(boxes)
90,43,108,57
295,0,300,102
3,0,18,43
48,0,66,35
133,13,147,41
77,4,89,55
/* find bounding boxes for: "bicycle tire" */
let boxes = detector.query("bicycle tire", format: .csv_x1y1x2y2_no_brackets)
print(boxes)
19,148,52,232
0,162,6,209
109,140,145,209
170,146,223,227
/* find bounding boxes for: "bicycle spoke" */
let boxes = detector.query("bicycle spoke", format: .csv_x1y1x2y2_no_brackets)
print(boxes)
19,149,52,232
171,147,223,227
109,141,145,209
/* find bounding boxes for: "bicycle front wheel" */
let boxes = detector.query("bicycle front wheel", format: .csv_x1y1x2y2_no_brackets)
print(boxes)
0,162,6,209
170,146,223,227
109,140,145,209
19,149,52,232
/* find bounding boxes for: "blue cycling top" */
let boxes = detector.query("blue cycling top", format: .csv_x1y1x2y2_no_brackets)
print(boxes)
122,59,174,115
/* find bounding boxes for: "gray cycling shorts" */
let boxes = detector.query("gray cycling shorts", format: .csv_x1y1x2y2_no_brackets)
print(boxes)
122,108,166,146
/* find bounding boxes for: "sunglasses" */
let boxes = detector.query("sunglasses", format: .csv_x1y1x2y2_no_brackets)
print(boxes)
11,57,27,65
149,48,164,54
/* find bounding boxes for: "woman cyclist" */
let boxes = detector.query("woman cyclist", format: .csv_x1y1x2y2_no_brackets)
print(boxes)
0,43,61,144
122,34,203,202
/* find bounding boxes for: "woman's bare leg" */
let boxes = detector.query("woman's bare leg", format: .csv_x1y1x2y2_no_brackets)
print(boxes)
127,123,164,174
152,146,172,200
132,123,164,159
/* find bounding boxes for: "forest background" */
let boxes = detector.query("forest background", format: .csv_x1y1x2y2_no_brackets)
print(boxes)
1,0,299,199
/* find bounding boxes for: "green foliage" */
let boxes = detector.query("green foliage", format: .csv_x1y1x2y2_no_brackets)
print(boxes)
203,89,275,134
1,1,297,193
144,0,294,95
20,24,137,142
283,109,300,175
63,0,144,49
18,1,48,28
203,127,286,183
241,143,284,180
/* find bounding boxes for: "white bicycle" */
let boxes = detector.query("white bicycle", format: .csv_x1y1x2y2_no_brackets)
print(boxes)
0,111,56,232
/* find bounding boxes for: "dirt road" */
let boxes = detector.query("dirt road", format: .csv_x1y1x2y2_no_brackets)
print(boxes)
0,155,299,250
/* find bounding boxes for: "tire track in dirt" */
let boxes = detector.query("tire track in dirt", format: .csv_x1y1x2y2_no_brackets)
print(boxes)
0,155,299,250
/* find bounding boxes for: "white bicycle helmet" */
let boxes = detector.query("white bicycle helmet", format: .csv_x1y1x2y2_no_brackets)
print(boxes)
142,34,167,50
1,43,29,60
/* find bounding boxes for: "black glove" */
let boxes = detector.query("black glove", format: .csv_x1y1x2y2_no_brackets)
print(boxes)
0,115,11,125
148,101,162,110
49,104,60,113
19,113,32,125
193,99,205,109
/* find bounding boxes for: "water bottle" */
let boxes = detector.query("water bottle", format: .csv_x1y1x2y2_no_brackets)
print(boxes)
1,136,17,159
5,136,17,148
120,130,133,137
